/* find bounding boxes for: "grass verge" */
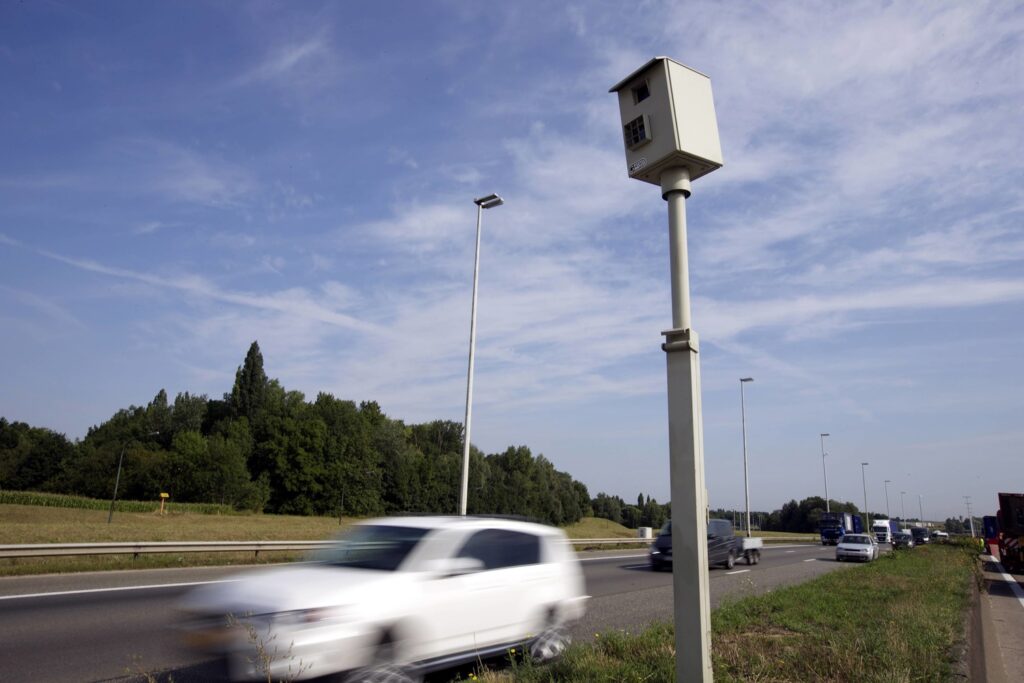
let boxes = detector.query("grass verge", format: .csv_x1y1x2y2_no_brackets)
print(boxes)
472,542,978,682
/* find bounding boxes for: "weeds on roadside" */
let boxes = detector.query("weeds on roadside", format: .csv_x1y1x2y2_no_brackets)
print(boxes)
226,613,313,683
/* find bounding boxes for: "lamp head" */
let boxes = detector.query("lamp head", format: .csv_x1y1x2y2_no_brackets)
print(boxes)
474,194,504,209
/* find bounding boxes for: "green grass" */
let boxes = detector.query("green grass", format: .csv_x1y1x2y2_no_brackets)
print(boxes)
472,542,977,682
563,517,637,539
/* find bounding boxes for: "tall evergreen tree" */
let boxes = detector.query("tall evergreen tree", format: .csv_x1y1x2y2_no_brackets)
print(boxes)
229,341,268,423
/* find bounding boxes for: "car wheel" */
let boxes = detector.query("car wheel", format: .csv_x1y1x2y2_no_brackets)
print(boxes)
753,550,760,565
529,610,571,663
724,551,735,570
347,631,421,683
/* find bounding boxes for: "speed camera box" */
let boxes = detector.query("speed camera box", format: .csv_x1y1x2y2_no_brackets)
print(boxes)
610,57,723,186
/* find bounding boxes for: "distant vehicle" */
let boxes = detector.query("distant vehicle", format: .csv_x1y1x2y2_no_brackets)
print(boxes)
650,519,762,571
835,534,879,562
893,531,915,549
819,512,862,545
872,518,894,544
910,527,930,545
178,516,587,682
997,492,1024,572
930,530,949,542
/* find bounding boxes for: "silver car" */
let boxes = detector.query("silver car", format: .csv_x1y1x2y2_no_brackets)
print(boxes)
836,534,879,562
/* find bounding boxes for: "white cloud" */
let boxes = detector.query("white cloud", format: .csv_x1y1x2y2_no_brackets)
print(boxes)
230,35,338,89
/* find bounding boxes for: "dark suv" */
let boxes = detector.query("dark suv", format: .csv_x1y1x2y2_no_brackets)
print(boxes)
910,527,930,545
650,519,741,571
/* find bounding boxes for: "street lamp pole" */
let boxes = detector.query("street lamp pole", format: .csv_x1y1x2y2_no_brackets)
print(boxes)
884,479,892,519
740,378,754,538
460,194,503,516
918,494,924,525
900,491,906,521
860,462,870,528
820,433,830,513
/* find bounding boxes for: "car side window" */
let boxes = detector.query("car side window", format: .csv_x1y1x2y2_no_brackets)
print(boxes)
708,520,731,537
456,529,541,570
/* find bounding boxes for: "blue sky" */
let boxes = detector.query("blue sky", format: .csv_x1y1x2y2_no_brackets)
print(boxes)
1,1,1021,520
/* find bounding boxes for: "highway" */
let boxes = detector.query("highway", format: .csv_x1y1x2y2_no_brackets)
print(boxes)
0,543,851,682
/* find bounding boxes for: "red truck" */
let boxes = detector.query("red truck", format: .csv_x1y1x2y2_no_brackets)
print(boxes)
997,492,1024,572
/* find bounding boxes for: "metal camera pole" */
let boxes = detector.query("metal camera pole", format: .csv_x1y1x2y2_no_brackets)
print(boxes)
610,57,723,682
660,166,713,682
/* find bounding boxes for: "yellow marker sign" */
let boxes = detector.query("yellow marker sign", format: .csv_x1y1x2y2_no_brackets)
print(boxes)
160,493,169,498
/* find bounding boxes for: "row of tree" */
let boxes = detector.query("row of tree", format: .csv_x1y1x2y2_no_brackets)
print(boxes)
1,342,973,533
0,342,592,525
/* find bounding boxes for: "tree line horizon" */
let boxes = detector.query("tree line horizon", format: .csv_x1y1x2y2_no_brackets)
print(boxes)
0,342,968,533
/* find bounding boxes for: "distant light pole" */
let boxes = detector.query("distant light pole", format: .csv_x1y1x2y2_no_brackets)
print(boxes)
740,377,754,538
964,496,976,537
108,431,159,524
884,479,892,518
900,491,907,521
918,494,924,525
860,462,870,528
820,433,830,513
459,193,503,516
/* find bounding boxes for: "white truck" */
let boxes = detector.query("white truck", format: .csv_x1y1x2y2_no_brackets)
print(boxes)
872,518,894,544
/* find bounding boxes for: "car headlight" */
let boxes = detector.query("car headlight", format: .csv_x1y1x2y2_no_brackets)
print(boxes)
650,549,661,555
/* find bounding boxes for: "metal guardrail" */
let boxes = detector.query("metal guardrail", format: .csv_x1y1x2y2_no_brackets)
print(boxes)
0,535,818,560
0,538,653,560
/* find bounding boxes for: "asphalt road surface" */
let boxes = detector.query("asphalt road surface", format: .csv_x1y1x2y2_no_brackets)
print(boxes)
0,543,854,682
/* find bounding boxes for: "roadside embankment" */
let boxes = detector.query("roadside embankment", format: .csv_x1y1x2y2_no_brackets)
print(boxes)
477,542,977,682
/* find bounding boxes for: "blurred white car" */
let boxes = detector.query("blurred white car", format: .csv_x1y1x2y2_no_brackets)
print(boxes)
835,533,879,562
178,516,588,682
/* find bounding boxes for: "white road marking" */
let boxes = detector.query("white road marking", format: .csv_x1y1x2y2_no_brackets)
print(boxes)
0,579,237,602
785,550,796,553
985,555,1024,610
725,569,750,575
803,558,818,562
579,554,646,562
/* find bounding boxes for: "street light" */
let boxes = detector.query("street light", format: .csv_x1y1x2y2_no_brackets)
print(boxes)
740,377,754,538
459,193,503,517
918,494,924,525
900,491,907,521
860,462,870,528
108,431,159,524
820,433,830,513
611,57,724,683
884,479,892,518
964,496,976,537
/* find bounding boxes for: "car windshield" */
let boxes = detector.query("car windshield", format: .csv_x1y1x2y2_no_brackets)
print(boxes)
843,535,869,544
660,520,671,535
316,525,430,571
